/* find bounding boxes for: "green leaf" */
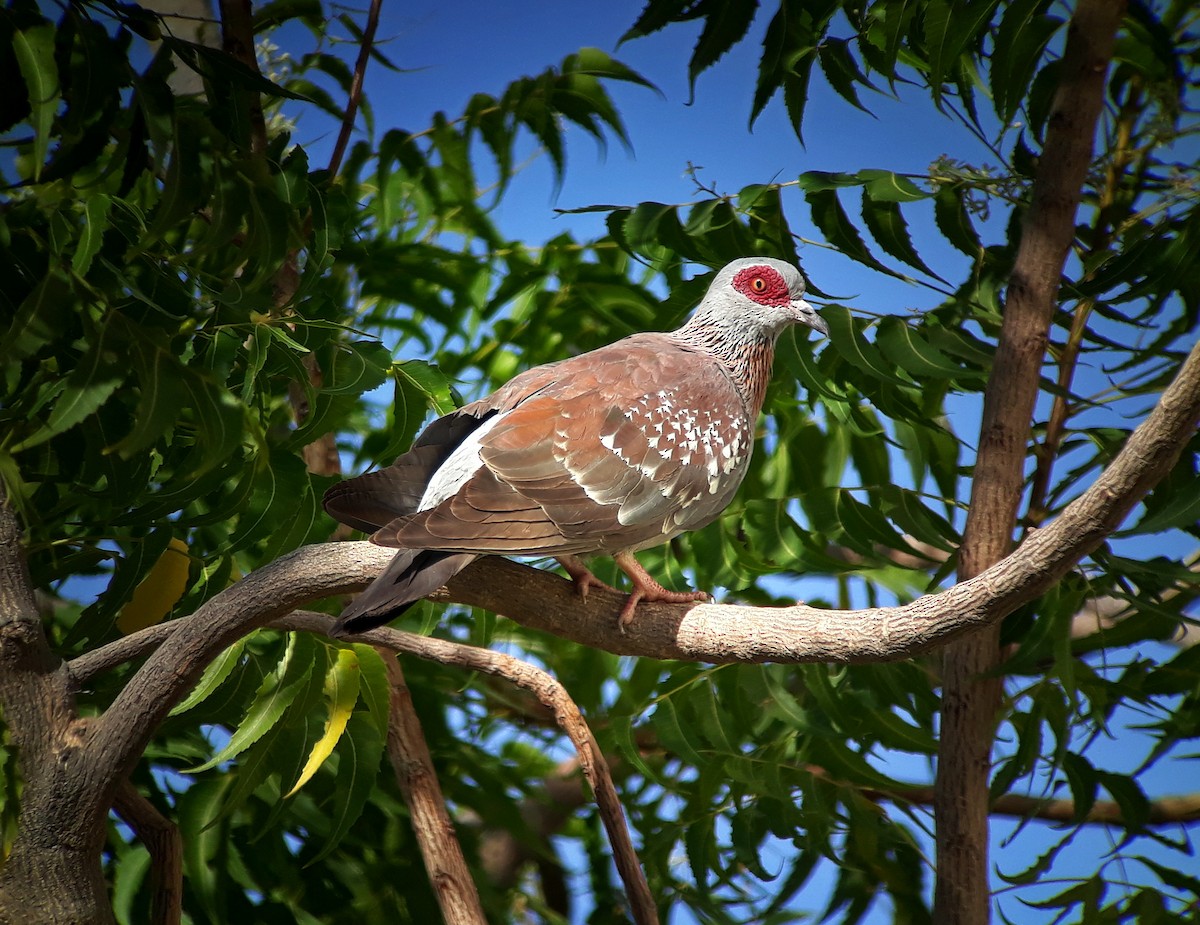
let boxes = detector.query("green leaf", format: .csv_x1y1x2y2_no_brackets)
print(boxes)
12,325,125,451
1,270,72,363
73,194,113,277
162,36,315,102
823,305,913,386
1141,857,1200,899
687,0,758,92
351,643,392,736
188,632,316,772
805,188,908,279
171,640,248,716
12,23,59,181
876,316,971,379
924,0,1000,106
805,736,903,791
177,779,228,920
109,320,246,476
860,195,942,281
878,484,960,552
1061,751,1097,821
111,844,150,925
932,183,982,256
67,528,175,647
990,0,1063,125
1132,474,1200,534
753,4,819,135
137,112,205,250
652,698,705,766
1096,770,1150,830
569,46,657,91
860,169,928,204
226,449,310,552
817,38,873,114
837,491,907,554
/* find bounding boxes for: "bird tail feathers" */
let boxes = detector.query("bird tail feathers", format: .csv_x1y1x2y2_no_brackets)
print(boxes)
332,549,477,636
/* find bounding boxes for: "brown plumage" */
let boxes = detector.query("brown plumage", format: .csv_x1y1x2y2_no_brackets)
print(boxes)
324,257,827,634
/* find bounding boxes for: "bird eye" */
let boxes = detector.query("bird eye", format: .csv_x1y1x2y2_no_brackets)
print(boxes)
751,277,766,292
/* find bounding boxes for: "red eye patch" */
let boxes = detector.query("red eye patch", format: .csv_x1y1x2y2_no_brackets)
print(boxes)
732,266,790,305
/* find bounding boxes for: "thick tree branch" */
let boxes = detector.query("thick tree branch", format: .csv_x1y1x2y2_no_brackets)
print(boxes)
937,1,1126,922
81,333,1198,750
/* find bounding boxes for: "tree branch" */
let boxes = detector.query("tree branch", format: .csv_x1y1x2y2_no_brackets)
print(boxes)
112,780,182,925
216,0,267,156
0,485,110,924
82,332,1198,742
326,0,382,178
380,651,489,925
937,1,1126,922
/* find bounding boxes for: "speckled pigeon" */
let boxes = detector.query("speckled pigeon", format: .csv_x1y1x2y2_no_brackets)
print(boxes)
324,257,827,635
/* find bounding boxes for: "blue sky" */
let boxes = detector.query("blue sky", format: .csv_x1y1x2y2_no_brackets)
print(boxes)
262,3,1200,923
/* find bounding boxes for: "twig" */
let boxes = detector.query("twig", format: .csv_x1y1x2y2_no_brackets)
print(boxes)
806,764,1200,827
112,780,183,925
327,0,382,178
380,650,488,925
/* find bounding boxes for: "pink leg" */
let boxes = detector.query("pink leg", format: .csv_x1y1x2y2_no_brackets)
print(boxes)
612,551,711,630
556,555,623,601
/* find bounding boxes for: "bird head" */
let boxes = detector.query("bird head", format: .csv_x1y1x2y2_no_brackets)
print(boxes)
696,257,828,339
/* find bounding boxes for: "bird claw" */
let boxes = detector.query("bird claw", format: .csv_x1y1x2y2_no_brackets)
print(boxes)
617,587,710,632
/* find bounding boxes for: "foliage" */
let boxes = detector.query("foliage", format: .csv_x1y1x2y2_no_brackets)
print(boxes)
1,0,1199,923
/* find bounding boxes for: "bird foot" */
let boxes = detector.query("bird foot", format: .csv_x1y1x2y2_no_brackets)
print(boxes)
556,556,622,602
617,586,711,632
613,551,711,633
559,554,711,632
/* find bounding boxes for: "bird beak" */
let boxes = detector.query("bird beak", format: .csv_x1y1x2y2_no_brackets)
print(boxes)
793,298,828,336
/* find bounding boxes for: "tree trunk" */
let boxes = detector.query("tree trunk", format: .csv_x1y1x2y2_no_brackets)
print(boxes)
0,495,113,924
933,0,1126,921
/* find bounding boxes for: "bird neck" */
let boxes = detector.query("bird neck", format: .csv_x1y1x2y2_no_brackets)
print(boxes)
672,315,780,416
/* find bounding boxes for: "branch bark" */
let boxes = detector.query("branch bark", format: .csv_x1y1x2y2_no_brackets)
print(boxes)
936,3,1126,923
79,332,1198,754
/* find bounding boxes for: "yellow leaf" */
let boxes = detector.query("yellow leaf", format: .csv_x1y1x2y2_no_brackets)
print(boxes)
117,537,190,634
285,648,361,797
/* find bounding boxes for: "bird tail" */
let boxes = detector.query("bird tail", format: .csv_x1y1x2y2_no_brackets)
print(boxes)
332,549,477,636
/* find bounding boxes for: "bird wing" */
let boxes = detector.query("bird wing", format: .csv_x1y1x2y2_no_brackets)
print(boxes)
379,334,755,556
322,411,489,533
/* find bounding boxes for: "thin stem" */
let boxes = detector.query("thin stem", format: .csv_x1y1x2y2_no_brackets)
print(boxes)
326,0,382,178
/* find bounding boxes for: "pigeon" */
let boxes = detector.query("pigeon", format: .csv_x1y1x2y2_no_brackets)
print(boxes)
324,257,827,635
